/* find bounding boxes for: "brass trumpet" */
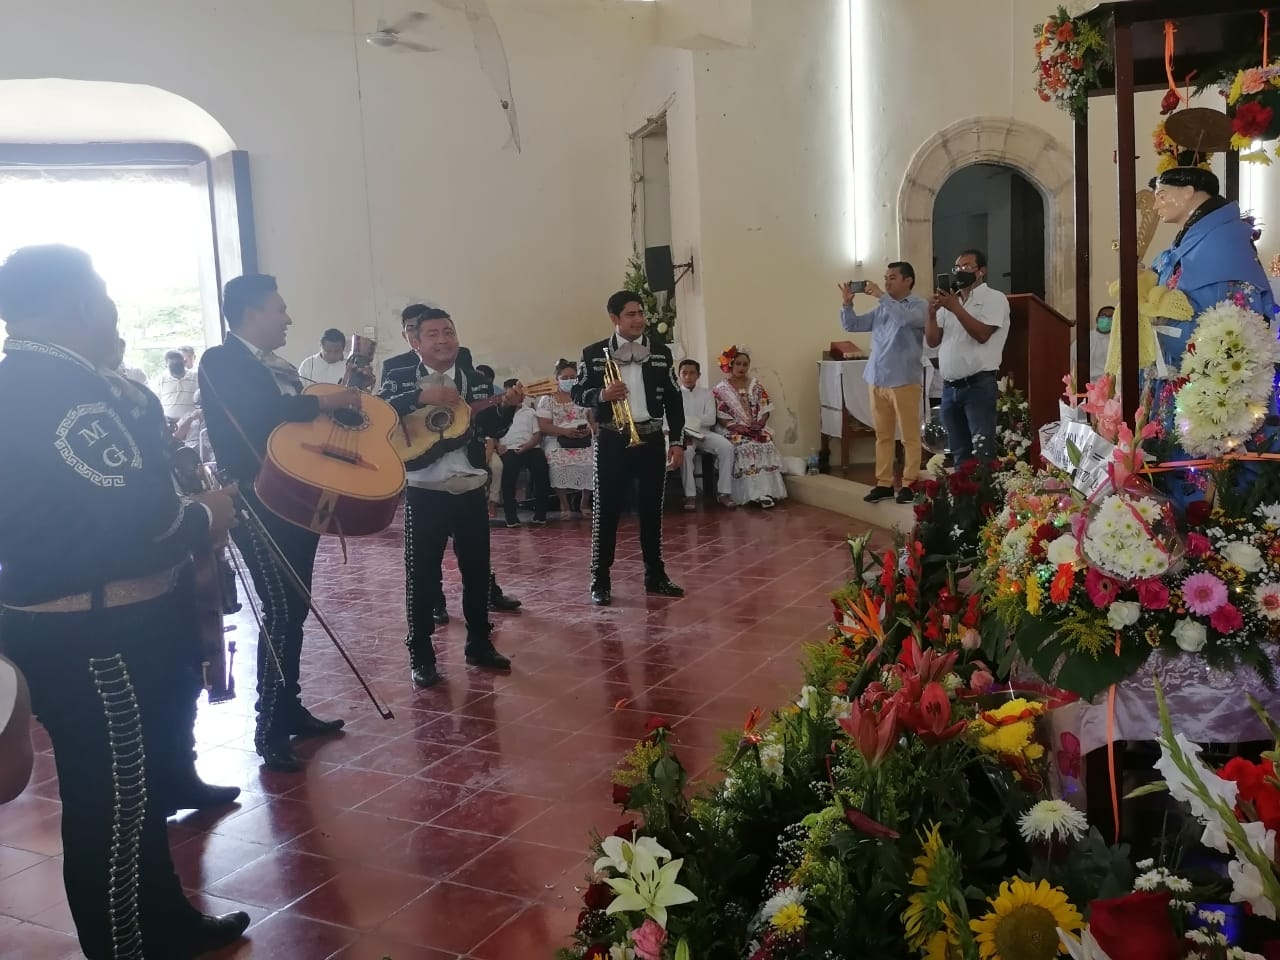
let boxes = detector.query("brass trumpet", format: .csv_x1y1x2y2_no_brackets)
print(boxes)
602,347,643,448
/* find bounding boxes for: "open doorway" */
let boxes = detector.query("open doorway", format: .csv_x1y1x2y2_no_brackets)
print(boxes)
931,162,1046,299
0,167,210,378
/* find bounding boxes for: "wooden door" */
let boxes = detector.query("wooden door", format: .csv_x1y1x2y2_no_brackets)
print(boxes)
1008,173,1046,299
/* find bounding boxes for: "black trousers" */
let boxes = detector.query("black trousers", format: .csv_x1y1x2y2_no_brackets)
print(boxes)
500,448,550,523
230,489,319,750
404,485,493,665
149,569,206,805
1,593,204,960
591,428,667,583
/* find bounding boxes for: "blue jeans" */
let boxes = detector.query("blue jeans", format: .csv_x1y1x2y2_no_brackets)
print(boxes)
940,372,999,464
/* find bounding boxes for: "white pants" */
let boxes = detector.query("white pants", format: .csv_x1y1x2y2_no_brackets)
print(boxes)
488,452,503,504
681,431,735,497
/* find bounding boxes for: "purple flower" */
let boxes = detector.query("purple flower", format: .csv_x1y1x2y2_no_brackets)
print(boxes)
1182,571,1228,617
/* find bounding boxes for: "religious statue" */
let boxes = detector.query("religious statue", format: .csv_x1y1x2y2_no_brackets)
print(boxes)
1146,165,1275,371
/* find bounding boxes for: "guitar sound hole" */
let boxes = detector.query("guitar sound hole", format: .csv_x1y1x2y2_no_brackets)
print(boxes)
331,408,368,430
425,408,455,432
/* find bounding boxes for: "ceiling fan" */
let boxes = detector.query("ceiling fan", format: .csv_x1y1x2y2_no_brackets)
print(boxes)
365,12,438,52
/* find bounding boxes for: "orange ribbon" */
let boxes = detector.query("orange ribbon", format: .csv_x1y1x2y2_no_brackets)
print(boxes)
1107,631,1122,844
1164,21,1181,100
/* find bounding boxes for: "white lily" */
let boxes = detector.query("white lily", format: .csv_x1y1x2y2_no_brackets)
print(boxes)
603,844,698,928
593,834,672,875
1058,927,1114,960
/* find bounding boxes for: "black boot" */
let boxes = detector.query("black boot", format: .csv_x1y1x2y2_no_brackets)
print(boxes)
488,573,522,611
407,637,442,688
183,910,251,956
465,634,511,671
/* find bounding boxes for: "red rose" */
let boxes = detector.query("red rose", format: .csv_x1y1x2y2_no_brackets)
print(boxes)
936,587,963,615
914,503,930,521
924,479,941,498
1234,100,1276,140
583,882,615,911
644,715,670,736
1210,603,1244,634
612,819,638,838
611,783,632,807
1135,578,1170,610
1184,500,1212,527
1186,532,1213,558
1088,890,1182,960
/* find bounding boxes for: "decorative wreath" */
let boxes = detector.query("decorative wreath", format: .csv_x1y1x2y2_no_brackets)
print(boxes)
718,345,748,374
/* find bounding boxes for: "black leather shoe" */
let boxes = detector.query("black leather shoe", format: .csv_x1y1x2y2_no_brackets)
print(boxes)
164,781,241,816
465,647,512,671
185,910,251,955
645,578,685,598
590,581,612,606
257,740,302,773
863,485,895,503
432,604,450,625
287,709,346,739
896,487,915,504
489,574,522,611
411,662,443,688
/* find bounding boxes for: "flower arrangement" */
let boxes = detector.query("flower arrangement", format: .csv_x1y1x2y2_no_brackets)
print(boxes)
1225,64,1280,163
998,380,1035,461
623,256,677,344
1174,301,1280,458
1032,7,1109,122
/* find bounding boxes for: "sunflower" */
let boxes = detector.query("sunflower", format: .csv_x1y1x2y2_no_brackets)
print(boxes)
970,879,1082,960
903,823,960,950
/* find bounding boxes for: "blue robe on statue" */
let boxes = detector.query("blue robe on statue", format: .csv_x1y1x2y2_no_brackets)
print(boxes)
1150,199,1276,371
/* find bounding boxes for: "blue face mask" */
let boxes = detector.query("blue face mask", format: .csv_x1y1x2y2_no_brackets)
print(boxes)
1096,314,1113,334
558,378,576,392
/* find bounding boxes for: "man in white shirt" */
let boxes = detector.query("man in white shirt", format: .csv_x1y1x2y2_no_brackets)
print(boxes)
925,248,1011,463
298,328,350,385
496,378,551,527
676,359,734,509
110,336,147,384
153,348,199,424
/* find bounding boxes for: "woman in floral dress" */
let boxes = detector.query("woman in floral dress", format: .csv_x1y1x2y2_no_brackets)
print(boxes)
536,359,595,517
711,346,787,508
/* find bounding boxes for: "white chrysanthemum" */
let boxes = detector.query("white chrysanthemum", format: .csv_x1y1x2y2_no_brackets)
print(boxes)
1018,799,1089,844
1136,858,1155,870
761,886,807,922
759,741,784,782
1176,301,1280,457
1256,503,1280,527
1082,494,1175,580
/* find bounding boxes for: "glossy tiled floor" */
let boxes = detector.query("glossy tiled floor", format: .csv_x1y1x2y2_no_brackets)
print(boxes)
0,501,892,959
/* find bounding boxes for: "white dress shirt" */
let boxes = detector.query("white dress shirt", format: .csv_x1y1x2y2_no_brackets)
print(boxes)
934,283,1011,381
298,353,348,385
680,385,715,433
501,405,539,449
612,333,652,422
153,369,199,420
404,364,488,492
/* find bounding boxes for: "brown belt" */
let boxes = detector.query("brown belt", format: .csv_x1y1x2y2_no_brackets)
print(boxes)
4,569,178,614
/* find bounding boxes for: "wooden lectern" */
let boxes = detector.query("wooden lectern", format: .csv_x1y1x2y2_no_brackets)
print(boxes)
1002,294,1074,435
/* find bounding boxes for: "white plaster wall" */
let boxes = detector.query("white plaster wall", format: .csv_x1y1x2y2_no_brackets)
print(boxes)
0,0,652,384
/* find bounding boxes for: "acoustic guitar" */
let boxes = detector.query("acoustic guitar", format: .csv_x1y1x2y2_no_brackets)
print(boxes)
392,377,558,464
257,384,406,536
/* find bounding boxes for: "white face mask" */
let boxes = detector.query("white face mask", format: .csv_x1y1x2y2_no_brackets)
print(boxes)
558,378,576,392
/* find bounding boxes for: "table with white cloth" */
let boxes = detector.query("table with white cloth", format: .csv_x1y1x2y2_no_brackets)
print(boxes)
818,359,935,472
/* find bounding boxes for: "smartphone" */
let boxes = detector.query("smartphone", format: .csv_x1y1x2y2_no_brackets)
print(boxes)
847,280,867,294
936,273,952,293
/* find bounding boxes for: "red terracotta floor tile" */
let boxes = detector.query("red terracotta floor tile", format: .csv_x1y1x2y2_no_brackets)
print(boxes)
377,880,525,954
0,502,884,957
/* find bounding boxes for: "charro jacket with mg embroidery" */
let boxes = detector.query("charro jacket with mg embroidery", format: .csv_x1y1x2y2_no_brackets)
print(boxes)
0,339,212,607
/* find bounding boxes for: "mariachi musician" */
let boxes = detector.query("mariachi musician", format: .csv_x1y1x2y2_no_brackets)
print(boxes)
379,309,520,688
573,290,685,607
199,274,357,773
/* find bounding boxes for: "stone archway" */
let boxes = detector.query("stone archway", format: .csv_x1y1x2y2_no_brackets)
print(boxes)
897,116,1073,310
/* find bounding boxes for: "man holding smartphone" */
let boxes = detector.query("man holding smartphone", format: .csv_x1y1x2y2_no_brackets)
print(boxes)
839,262,928,503
925,248,1010,464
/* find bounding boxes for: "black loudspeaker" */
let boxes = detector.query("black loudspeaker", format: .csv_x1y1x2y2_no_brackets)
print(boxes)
644,245,676,293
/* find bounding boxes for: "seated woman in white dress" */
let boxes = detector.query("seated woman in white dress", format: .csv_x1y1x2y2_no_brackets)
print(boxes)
711,345,788,509
536,359,596,517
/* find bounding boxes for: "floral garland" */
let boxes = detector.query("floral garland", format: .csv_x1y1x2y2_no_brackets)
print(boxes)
1174,300,1280,458
996,380,1033,460
1226,63,1280,162
1032,6,1109,122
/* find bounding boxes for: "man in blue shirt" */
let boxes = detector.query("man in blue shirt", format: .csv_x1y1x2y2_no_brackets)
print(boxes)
839,261,929,503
